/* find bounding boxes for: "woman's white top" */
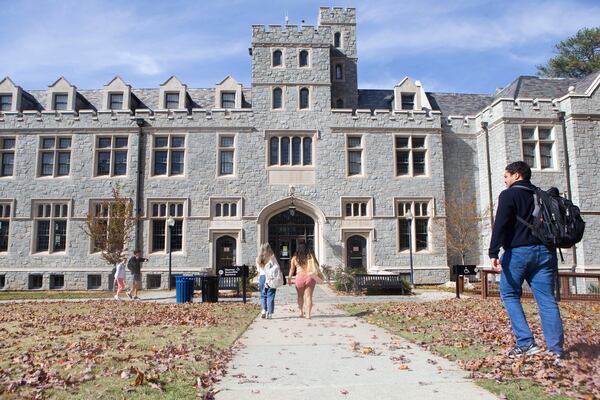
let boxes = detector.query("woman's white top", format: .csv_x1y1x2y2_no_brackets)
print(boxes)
256,261,268,276
115,262,127,279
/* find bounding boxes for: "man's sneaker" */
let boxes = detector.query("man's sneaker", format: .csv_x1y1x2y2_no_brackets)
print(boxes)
126,291,133,299
507,343,542,358
261,310,266,319
550,352,564,366
114,295,119,300
133,296,140,300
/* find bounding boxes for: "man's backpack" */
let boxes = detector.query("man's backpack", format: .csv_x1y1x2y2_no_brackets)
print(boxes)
514,186,585,250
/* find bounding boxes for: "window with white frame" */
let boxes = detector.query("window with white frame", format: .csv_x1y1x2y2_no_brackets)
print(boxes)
1,137,15,177
218,135,235,176
272,49,283,67
221,92,236,109
299,50,309,67
33,201,69,253
521,126,555,170
95,136,128,176
215,201,238,218
109,93,124,110
269,135,313,166
38,136,71,177
299,87,310,109
401,93,415,110
152,135,185,176
165,93,180,109
0,94,12,111
150,201,184,252
344,201,368,217
0,203,10,252
53,93,68,111
347,136,363,176
89,201,132,252
395,136,427,177
397,201,430,252
272,87,283,109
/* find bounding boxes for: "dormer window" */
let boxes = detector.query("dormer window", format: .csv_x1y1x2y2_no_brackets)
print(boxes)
165,93,179,109
0,94,12,111
109,93,123,110
334,32,341,48
272,50,283,67
221,92,236,109
401,93,415,110
53,94,68,111
299,50,309,67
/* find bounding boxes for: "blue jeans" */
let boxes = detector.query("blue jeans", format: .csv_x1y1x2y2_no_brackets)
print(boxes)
258,275,276,316
500,245,564,354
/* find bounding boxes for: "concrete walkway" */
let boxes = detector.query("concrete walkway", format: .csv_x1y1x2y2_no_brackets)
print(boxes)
215,285,496,400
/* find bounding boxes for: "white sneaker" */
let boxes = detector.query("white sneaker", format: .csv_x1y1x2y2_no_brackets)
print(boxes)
114,295,119,300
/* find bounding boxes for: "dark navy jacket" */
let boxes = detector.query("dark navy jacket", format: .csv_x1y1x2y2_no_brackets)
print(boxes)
488,180,543,259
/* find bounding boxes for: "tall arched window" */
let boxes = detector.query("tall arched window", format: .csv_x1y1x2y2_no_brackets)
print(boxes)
334,32,341,48
299,50,309,67
303,137,312,165
272,87,282,109
281,137,290,164
272,49,282,67
335,64,343,80
336,98,344,108
269,137,279,165
292,137,301,165
299,88,309,109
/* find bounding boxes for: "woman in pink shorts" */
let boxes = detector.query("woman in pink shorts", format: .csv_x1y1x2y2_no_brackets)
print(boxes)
288,243,316,319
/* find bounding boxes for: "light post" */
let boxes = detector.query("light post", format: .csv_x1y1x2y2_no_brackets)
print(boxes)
405,209,414,286
167,217,175,290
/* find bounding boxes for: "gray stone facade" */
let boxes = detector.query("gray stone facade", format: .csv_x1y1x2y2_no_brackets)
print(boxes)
1,7,599,290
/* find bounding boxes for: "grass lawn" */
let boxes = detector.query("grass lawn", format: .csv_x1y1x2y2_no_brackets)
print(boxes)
340,298,599,400
0,301,257,399
0,291,117,301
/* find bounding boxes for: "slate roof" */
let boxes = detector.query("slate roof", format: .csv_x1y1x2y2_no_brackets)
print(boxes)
357,89,393,110
494,76,578,99
574,70,600,93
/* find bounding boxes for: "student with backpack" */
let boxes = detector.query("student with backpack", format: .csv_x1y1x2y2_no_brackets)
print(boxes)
489,161,575,363
256,243,283,319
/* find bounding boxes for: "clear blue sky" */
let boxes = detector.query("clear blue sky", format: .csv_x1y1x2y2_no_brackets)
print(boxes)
1,0,599,94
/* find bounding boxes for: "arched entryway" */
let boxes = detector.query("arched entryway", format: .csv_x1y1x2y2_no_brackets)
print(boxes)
346,235,367,270
215,235,236,268
268,209,315,277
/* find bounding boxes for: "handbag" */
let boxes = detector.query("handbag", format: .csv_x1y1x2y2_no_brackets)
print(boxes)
307,254,324,284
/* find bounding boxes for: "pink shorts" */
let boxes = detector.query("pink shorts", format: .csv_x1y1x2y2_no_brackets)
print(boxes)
116,278,125,291
295,274,316,290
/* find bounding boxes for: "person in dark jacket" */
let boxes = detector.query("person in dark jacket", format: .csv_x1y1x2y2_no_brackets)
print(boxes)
489,161,564,362
127,249,148,300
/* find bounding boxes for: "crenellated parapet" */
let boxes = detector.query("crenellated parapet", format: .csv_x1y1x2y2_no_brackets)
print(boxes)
251,24,332,46
318,7,356,25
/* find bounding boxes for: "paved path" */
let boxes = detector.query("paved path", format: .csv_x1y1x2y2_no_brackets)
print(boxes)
215,285,495,400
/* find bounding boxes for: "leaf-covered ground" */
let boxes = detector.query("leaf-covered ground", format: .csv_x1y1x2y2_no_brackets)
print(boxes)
0,301,257,399
0,291,115,301
341,299,600,400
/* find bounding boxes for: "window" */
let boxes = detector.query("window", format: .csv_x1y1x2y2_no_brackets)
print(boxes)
87,274,102,289
38,136,71,177
344,201,368,217
95,136,128,176
299,50,309,67
401,93,415,110
336,98,344,108
147,274,162,289
150,201,184,252
347,136,363,176
335,64,343,80
165,93,180,109
269,136,313,166
395,136,427,177
152,135,185,176
221,92,236,109
34,201,68,253
0,275,4,289
272,87,283,109
50,274,64,289
0,203,10,252
89,200,133,252
299,87,310,109
272,49,283,67
0,94,12,111
397,201,430,252
521,126,555,170
1,137,15,177
29,274,43,289
53,93,68,110
334,32,341,48
109,93,124,110
217,135,235,176
215,202,238,217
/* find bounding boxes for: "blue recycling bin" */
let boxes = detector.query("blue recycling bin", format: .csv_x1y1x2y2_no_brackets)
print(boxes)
176,276,195,303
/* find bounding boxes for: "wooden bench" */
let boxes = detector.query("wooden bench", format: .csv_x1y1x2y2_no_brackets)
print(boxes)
353,274,411,294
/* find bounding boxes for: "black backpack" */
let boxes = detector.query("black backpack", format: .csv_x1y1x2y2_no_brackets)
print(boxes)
515,186,585,249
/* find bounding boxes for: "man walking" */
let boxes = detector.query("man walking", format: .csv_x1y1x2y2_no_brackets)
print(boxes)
127,249,148,300
489,161,564,361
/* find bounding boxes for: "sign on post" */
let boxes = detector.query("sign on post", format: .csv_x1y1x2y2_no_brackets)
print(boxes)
217,265,249,303
452,265,479,299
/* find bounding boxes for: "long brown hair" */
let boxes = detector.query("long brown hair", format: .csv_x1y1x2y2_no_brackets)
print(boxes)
256,243,274,267
295,243,308,266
